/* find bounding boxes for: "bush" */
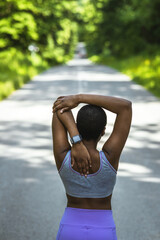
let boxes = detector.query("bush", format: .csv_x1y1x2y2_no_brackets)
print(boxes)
0,48,49,100
90,52,160,98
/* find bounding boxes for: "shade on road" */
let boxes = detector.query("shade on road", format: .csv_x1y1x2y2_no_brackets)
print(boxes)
0,58,160,240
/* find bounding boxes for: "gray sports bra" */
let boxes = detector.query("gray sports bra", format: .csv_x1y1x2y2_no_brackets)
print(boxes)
58,150,117,198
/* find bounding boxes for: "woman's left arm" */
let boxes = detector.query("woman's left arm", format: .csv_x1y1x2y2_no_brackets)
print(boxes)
52,109,91,176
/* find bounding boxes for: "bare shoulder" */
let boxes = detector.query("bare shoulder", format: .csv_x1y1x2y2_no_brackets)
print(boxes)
54,150,70,171
101,149,119,172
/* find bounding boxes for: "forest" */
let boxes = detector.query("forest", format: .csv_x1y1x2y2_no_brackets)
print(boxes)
0,0,160,99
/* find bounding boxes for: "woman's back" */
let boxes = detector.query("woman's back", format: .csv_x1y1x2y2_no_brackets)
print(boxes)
58,148,117,210
72,149,100,175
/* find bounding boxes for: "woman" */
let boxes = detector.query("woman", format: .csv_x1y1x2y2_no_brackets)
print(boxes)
52,94,132,240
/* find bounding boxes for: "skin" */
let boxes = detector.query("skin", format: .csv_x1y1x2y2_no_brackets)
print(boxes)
52,94,132,210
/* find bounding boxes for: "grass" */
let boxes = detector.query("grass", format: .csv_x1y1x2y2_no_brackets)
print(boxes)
0,48,49,101
90,53,160,98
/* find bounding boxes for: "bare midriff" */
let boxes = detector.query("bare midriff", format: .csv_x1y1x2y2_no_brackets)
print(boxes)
66,193,112,210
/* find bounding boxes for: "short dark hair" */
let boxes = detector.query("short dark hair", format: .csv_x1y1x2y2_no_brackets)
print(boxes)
76,104,107,141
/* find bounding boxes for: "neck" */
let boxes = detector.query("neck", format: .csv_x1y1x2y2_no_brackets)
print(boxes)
82,139,98,150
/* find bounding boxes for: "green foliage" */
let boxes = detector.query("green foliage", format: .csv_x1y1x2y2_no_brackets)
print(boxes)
90,53,160,98
79,0,160,98
0,0,79,63
1,0,160,100
0,0,38,50
78,0,160,58
0,48,48,100
0,0,79,100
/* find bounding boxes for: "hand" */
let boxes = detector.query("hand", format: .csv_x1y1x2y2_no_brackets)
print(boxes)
52,95,79,113
71,142,92,177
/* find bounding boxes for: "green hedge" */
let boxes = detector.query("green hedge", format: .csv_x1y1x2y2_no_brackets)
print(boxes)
90,54,160,98
0,48,49,100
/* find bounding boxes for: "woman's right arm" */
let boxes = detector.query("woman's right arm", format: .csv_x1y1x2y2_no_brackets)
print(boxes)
53,94,132,170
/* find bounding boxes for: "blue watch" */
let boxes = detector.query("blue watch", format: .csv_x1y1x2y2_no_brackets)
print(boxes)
70,135,82,144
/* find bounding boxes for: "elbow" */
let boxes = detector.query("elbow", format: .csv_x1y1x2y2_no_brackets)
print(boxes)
55,110,63,120
124,100,132,110
127,100,132,108
125,101,132,119
119,100,132,115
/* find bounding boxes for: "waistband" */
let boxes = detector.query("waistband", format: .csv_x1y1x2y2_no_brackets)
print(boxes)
60,207,116,228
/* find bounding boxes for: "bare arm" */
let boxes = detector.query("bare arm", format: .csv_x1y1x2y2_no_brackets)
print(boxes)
53,94,132,170
52,109,91,176
53,94,131,115
52,111,71,170
79,94,131,114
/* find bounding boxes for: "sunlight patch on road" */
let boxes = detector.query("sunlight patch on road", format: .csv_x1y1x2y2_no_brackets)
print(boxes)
16,178,39,183
67,59,92,66
119,162,151,174
34,71,130,82
133,177,160,183
118,162,160,183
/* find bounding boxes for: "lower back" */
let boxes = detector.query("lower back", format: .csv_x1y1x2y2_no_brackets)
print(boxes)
66,193,112,210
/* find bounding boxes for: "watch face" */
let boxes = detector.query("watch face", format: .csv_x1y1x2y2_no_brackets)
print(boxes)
73,135,81,142
71,135,82,144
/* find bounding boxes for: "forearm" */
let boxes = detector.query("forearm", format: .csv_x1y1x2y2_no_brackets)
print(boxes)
56,109,91,175
77,94,131,114
56,109,79,138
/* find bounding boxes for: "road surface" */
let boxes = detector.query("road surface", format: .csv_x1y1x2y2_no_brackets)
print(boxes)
0,58,160,240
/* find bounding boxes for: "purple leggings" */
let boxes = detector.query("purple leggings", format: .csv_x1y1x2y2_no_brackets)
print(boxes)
56,207,117,240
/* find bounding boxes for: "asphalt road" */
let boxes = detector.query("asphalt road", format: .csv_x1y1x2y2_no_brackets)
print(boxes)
0,57,160,240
